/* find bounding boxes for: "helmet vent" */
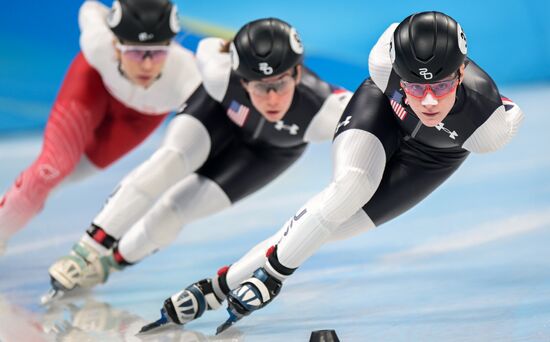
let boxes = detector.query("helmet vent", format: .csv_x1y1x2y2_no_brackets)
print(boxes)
249,28,273,58
410,15,436,62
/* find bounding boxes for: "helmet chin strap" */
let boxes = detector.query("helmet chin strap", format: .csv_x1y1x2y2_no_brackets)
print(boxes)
117,61,126,78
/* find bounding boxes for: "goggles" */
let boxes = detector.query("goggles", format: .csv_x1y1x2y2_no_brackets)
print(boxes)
400,77,459,99
115,43,170,62
245,74,297,97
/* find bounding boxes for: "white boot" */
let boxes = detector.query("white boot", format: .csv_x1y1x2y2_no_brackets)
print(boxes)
48,238,119,290
167,278,225,325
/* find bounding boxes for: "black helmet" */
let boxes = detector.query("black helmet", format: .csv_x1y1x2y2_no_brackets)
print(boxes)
391,11,467,83
107,0,180,43
230,18,304,81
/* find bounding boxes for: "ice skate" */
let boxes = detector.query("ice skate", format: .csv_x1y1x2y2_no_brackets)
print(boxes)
216,268,282,335
138,278,225,334
41,240,121,304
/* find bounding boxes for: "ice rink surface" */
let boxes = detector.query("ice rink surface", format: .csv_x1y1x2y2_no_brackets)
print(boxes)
0,84,549,341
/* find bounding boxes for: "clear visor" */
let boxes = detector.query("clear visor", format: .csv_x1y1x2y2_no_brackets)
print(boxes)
115,43,171,62
245,73,297,97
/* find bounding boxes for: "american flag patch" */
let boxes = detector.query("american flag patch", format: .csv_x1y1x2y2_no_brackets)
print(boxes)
390,91,407,120
227,100,250,127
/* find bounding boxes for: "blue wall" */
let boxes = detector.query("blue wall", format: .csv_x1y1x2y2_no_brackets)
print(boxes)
0,0,548,134
175,0,550,87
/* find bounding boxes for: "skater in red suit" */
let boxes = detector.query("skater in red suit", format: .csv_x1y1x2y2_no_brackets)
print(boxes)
43,18,353,300
0,0,201,253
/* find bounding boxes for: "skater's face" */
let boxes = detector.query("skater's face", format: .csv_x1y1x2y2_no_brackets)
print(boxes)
114,40,170,88
403,64,465,127
241,66,302,122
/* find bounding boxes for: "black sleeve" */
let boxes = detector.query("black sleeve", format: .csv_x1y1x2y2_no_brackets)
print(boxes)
331,78,471,227
334,78,402,159
176,85,236,157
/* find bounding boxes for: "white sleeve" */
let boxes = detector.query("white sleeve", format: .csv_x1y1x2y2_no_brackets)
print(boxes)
92,114,211,238
462,101,524,153
275,129,386,268
78,1,115,68
196,37,231,102
317,129,386,223
303,91,354,142
368,23,398,93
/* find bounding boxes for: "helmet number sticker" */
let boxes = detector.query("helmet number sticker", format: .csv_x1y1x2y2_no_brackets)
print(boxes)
389,38,396,64
107,1,122,28
457,23,468,55
419,68,433,80
289,27,304,54
259,62,274,75
229,42,240,70
169,5,180,34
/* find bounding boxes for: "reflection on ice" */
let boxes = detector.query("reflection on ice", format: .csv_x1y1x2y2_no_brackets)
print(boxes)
0,293,244,342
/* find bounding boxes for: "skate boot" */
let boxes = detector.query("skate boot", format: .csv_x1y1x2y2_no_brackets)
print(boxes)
48,240,113,288
216,267,282,334
139,269,231,334
42,233,124,304
216,246,296,334
43,249,124,304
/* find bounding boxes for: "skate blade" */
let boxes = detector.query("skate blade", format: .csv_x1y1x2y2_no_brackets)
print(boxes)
216,320,234,335
216,317,237,335
40,288,65,305
136,319,172,335
136,308,171,335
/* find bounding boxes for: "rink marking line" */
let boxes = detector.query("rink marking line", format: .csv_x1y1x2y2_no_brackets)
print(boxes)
380,209,550,263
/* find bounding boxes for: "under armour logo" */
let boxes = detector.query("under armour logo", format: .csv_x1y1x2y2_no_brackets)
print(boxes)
138,32,154,41
274,121,299,135
259,62,273,75
419,68,433,80
435,122,458,140
335,115,352,133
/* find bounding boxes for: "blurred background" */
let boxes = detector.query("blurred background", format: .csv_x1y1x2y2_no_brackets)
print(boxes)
0,1,549,341
1,0,549,133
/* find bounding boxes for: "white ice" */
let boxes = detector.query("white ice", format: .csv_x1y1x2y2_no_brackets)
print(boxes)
0,85,549,341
